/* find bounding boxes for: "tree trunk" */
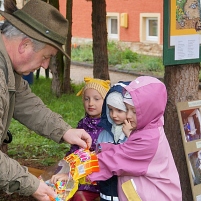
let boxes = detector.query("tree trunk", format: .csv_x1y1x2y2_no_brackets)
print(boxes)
164,63,200,201
50,56,62,97
92,0,109,80
46,0,72,96
63,0,73,94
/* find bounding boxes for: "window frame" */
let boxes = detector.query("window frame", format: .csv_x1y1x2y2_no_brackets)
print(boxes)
140,13,160,44
146,17,158,42
106,13,119,40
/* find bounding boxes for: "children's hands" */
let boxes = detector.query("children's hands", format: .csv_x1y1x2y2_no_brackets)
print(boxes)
123,119,133,137
50,173,69,184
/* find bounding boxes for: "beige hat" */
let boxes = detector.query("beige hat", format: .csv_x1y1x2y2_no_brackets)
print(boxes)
0,0,69,58
77,77,111,99
107,92,127,112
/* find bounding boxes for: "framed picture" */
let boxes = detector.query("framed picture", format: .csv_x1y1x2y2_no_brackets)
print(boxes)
188,150,201,186
180,108,201,142
163,0,201,66
177,100,201,200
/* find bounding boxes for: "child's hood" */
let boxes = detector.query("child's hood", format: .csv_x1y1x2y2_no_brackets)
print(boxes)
98,81,131,133
124,76,167,130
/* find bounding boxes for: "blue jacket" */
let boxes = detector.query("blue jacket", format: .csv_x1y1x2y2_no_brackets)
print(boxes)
97,81,130,201
98,81,131,144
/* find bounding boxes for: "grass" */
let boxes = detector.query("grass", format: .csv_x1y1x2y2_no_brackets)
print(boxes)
8,77,85,166
72,41,165,78
72,41,201,80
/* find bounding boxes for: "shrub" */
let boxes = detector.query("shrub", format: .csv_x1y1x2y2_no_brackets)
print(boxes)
121,48,138,64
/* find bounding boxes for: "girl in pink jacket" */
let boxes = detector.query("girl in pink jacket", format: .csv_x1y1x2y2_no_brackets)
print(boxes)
88,76,182,201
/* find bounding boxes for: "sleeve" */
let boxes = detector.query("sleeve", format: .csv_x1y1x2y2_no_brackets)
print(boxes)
0,151,40,195
0,71,39,196
88,129,160,182
0,62,39,196
97,130,114,144
13,78,71,143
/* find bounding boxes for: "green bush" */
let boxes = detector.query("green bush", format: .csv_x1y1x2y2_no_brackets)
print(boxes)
71,41,164,76
121,48,138,64
146,57,164,72
71,45,93,63
107,41,122,65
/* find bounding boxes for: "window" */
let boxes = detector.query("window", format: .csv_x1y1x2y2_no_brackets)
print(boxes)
0,0,4,11
146,18,158,41
107,13,119,40
140,13,160,43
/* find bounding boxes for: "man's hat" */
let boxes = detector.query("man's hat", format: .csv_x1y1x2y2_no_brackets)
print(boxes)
0,0,70,58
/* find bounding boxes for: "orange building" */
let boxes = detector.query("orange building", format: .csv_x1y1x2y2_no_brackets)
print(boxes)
59,0,163,56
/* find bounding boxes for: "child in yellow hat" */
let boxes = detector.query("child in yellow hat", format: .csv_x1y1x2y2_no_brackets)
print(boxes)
51,77,110,201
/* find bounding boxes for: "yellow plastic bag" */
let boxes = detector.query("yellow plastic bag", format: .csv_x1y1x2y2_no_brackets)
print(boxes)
39,148,99,201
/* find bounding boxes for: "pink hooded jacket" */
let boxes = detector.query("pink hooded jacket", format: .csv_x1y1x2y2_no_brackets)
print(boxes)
88,76,182,201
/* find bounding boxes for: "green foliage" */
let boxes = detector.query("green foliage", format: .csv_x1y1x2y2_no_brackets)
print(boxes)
107,41,138,65
71,41,139,66
71,42,164,77
121,48,138,64
8,78,85,166
71,45,93,63
107,41,122,65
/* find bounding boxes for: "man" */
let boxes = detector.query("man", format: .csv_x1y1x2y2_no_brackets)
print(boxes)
0,0,92,201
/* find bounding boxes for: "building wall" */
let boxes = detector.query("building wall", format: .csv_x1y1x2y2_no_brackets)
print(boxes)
59,0,163,56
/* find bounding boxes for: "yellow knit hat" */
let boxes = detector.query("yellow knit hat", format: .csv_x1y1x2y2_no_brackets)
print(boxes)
76,77,111,99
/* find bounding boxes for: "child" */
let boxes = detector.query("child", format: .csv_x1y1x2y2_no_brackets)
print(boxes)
88,76,182,201
96,81,132,201
51,77,110,201
97,81,132,144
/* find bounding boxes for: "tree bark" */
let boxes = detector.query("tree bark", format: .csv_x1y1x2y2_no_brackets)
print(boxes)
63,0,73,94
92,0,109,80
45,0,64,96
164,63,200,201
50,56,62,97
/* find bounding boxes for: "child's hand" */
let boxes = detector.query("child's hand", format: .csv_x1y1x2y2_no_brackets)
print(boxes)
123,119,133,137
50,173,69,184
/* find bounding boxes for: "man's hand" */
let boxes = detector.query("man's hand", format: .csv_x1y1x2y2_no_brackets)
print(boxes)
63,129,92,149
32,181,57,201
123,120,133,138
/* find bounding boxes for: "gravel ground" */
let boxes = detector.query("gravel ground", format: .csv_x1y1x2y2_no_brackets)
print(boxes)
38,64,138,85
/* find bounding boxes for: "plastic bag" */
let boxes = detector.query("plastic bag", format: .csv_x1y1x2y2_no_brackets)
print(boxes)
39,148,99,201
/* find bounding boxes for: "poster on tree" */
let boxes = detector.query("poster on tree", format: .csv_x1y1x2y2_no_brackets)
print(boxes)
177,100,201,201
163,0,201,65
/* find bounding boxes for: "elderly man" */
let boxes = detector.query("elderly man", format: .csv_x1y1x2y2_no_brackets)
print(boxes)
0,0,91,200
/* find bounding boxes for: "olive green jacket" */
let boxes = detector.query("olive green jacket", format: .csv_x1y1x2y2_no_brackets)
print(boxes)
0,33,71,196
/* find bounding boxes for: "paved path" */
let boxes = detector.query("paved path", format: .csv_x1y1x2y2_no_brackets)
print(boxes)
39,65,201,98
39,64,138,85
70,65,138,85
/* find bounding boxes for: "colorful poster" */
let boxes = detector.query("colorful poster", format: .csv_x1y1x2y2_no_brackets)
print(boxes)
163,0,201,65
172,0,200,36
